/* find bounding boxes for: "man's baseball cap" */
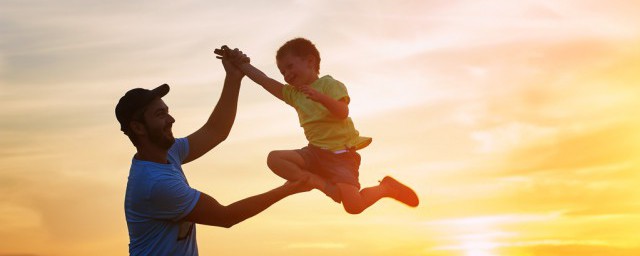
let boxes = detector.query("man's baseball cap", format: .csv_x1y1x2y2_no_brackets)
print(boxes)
115,84,170,133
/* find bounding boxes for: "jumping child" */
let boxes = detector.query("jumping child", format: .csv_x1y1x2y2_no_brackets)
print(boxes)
216,38,419,214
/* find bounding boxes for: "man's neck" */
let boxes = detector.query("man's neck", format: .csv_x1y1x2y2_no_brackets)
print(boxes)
135,146,169,164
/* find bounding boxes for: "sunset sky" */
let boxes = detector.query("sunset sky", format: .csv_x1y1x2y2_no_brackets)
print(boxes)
1,1,639,255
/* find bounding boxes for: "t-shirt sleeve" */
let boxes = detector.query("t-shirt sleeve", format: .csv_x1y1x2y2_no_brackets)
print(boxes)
168,137,189,164
281,84,295,106
325,79,350,104
149,178,201,221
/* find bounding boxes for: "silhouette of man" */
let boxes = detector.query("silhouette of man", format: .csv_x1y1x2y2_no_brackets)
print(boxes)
115,47,311,255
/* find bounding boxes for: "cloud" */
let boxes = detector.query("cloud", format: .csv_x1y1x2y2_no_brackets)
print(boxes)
285,242,347,250
426,213,559,227
0,203,42,230
432,240,640,256
499,243,640,256
502,121,639,175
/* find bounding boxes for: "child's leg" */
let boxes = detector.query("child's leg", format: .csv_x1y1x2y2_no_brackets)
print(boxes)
337,183,388,214
267,150,308,180
337,176,419,214
267,149,341,202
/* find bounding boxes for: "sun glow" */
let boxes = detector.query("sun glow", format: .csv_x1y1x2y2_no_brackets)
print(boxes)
466,249,496,256
2,1,640,256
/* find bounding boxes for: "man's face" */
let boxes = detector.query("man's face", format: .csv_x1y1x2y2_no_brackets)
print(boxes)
141,98,175,150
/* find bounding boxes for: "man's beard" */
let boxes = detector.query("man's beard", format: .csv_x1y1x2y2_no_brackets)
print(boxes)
146,125,175,150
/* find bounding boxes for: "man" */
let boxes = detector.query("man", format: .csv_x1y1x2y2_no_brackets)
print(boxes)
115,47,311,255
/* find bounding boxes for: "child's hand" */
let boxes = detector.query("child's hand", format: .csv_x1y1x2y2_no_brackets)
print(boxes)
295,84,323,102
227,48,250,66
215,45,248,78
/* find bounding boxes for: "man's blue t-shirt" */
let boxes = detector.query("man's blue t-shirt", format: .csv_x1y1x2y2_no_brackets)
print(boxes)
125,138,201,256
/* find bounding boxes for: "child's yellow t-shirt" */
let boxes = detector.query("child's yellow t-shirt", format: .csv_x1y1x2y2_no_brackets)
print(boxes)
282,75,372,151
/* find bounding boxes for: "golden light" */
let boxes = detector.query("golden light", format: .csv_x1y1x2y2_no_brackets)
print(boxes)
466,249,496,256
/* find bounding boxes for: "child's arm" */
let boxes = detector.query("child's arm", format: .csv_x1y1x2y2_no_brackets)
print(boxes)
215,47,285,101
237,63,285,101
296,85,349,119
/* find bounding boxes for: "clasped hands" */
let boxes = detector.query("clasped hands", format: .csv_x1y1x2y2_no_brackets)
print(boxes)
214,45,250,66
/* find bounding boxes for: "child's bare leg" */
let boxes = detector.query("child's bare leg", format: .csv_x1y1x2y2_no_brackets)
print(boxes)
267,150,308,180
338,177,420,214
267,150,341,202
337,183,388,214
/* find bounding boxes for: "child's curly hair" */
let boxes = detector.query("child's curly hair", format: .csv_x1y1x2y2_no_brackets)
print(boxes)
276,38,321,73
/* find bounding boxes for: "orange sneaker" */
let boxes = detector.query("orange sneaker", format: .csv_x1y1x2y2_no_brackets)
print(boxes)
380,176,419,207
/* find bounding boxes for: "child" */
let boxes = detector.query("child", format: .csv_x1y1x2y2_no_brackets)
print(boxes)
216,38,419,214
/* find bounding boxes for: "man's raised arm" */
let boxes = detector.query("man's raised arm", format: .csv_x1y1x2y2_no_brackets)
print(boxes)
184,48,245,164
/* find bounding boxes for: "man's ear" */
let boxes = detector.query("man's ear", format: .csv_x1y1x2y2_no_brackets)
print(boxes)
130,121,147,136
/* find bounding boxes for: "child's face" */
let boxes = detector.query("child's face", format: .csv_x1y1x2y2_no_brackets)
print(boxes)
276,53,317,86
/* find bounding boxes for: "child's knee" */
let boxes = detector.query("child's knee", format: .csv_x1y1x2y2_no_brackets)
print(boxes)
341,195,365,214
342,201,364,215
266,151,282,167
337,185,364,214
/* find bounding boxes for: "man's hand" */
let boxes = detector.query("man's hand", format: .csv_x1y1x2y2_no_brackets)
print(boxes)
283,175,314,194
215,45,287,102
215,45,249,79
215,45,250,65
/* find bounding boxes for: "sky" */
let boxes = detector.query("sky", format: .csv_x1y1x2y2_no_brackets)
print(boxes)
1,0,639,255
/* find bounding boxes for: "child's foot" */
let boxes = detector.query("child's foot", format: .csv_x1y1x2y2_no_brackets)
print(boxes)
323,181,342,203
380,176,419,207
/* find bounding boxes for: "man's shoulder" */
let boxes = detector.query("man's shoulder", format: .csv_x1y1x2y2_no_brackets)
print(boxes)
127,162,186,201
169,137,189,152
130,160,175,181
168,137,189,165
